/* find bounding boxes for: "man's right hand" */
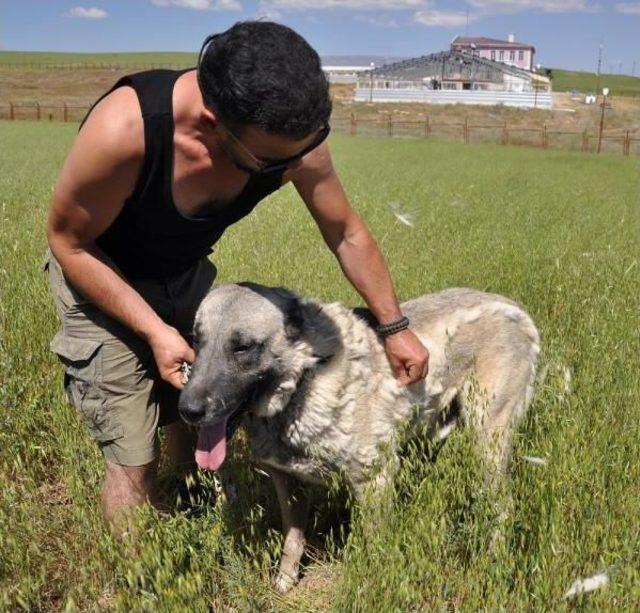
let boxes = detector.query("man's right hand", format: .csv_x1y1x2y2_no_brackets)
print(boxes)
147,324,195,390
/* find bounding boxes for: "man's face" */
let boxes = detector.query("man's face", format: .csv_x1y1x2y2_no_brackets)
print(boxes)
210,116,330,175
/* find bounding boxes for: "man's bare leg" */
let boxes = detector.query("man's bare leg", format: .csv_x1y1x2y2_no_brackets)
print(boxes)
102,459,158,533
165,420,198,477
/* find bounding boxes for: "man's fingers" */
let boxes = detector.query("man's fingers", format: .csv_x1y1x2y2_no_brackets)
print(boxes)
421,358,429,379
170,377,185,391
164,369,185,390
184,346,196,364
395,363,413,386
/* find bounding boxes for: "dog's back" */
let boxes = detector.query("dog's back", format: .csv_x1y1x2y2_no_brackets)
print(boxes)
248,287,539,489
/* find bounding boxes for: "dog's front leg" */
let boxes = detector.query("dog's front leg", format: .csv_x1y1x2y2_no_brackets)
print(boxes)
268,467,309,593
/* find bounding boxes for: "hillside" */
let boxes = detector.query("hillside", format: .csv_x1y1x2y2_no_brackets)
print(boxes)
549,67,640,97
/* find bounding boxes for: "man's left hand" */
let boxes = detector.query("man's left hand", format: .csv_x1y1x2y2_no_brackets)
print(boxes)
383,329,429,386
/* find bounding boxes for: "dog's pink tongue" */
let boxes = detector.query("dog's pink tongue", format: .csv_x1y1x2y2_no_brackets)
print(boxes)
195,422,227,471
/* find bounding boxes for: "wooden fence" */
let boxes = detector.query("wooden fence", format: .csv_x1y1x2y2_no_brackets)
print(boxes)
1,102,638,157
331,114,640,157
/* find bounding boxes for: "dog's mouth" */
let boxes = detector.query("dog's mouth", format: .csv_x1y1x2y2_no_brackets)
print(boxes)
193,375,280,471
195,406,245,471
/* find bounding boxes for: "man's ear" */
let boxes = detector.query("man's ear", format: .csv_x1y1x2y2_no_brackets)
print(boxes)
200,107,219,131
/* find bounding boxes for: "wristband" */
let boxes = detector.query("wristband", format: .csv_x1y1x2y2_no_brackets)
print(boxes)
376,315,410,338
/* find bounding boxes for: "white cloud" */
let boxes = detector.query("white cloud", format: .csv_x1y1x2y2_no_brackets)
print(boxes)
466,0,591,13
266,0,431,9
151,0,242,10
356,13,400,26
254,6,284,19
414,9,475,25
64,6,108,19
218,0,243,8
616,2,640,12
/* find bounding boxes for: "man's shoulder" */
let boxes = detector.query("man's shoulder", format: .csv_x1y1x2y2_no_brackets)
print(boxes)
79,84,145,163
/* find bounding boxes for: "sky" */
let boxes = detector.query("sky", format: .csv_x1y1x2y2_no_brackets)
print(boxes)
1,0,639,73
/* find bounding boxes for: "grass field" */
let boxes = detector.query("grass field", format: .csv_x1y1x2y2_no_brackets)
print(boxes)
550,67,640,97
0,50,196,68
1,122,639,610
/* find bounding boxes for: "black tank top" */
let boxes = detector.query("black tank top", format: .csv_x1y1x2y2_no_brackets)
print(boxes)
81,69,285,280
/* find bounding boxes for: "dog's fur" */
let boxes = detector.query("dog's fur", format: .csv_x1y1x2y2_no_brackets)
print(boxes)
179,283,539,591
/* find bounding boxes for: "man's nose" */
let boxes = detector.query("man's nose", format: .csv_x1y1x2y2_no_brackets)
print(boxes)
178,400,206,424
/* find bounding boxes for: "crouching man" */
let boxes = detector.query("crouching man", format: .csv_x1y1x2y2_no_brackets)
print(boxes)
45,21,428,530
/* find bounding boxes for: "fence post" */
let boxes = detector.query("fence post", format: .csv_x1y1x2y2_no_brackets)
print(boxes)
387,114,393,137
542,124,548,149
463,116,469,144
624,131,630,156
9,102,14,121
349,112,356,136
63,103,68,123
501,122,509,146
424,115,430,138
35,102,41,121
582,129,589,152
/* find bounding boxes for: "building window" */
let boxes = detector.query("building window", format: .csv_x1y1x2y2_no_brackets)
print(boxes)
510,51,515,61
491,50,496,60
519,50,524,61
499,50,504,61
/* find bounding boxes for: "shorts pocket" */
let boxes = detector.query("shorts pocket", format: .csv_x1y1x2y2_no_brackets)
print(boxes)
51,333,123,443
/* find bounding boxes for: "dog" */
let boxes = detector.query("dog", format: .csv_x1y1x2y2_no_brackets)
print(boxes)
178,283,539,592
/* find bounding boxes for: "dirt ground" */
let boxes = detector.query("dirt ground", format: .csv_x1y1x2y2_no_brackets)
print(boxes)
1,68,638,136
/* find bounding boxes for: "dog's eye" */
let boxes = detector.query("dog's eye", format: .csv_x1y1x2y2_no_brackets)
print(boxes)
234,340,256,353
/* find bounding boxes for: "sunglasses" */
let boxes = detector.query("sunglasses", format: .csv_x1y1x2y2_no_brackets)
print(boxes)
220,122,331,175
197,34,331,175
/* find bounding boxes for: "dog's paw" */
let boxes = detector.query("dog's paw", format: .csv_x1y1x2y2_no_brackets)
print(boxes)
274,570,298,593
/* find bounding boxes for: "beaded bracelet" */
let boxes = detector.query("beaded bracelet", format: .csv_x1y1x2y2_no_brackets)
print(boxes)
375,315,410,338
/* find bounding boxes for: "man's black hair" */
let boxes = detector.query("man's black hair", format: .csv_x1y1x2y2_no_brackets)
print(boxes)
198,21,332,139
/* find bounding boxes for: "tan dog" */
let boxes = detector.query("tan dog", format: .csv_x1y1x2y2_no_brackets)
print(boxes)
179,284,539,591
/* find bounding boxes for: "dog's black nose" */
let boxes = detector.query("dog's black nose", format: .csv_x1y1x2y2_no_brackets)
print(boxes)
179,401,206,424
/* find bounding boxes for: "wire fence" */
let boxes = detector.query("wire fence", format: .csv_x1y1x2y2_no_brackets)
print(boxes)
0,62,192,71
1,101,638,157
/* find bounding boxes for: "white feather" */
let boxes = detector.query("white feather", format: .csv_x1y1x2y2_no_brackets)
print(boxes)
564,573,608,599
521,455,548,466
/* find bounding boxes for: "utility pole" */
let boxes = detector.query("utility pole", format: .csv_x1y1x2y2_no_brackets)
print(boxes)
595,40,603,94
632,60,636,77
369,62,375,103
465,10,470,37
597,88,610,154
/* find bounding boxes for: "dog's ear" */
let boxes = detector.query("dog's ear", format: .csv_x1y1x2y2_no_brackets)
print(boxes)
284,297,305,341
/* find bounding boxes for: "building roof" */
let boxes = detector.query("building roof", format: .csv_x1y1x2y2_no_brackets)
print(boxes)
373,50,542,83
451,36,535,52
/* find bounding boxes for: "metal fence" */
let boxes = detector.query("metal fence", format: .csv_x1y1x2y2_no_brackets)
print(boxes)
1,101,638,157
355,87,554,109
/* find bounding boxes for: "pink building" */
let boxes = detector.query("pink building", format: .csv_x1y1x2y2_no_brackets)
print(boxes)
451,35,535,71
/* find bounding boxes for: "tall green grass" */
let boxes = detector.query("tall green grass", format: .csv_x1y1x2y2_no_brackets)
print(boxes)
0,51,196,68
1,122,638,610
550,67,640,97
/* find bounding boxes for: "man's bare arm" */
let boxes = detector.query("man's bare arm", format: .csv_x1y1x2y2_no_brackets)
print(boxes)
289,144,403,324
47,87,193,388
288,144,429,385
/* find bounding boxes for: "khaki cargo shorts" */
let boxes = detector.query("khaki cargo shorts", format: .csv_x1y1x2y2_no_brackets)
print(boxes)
45,252,216,466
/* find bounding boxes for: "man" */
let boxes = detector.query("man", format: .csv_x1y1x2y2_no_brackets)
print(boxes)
46,21,429,529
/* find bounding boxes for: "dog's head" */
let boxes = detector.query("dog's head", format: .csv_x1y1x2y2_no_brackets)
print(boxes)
178,283,340,471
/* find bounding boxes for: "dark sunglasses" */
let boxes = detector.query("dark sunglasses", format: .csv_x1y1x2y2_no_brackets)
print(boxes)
221,122,331,175
197,34,331,175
